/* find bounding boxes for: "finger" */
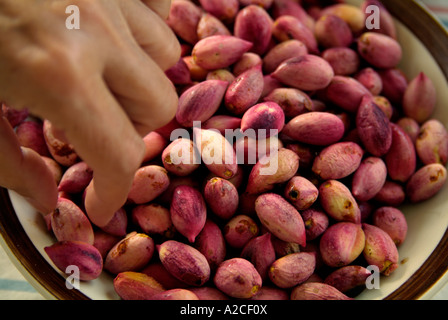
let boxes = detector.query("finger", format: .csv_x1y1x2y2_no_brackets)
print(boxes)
139,0,172,20
50,75,146,228
103,31,179,136
119,0,181,71
0,117,58,214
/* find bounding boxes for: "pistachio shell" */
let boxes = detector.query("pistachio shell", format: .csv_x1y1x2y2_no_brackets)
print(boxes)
240,232,276,281
15,120,50,157
245,148,299,194
396,117,420,143
291,282,353,300
240,102,285,138
255,193,306,246
357,32,402,69
161,138,200,176
271,0,315,30
199,0,239,23
250,286,289,300
314,14,353,48
272,55,334,91
104,232,155,274
263,87,313,118
132,203,175,239
241,0,273,9
183,55,209,81
324,266,372,293
322,47,360,76
224,65,264,115
43,119,79,167
354,67,383,96
170,185,207,243
58,162,93,194
373,180,406,207
406,163,447,203
320,3,365,33
44,240,103,281
352,157,388,201
50,198,94,245
194,219,226,271
378,68,408,105
320,222,365,268
2,103,28,127
93,230,121,259
385,124,417,183
284,176,319,211
127,165,170,205
167,0,202,44
372,207,408,246
324,76,373,113
197,13,231,40
263,40,308,74
282,112,345,146
272,16,319,54
203,115,242,135
165,57,192,85
113,272,165,300
301,208,329,241
203,177,239,220
261,74,283,98
224,215,259,249
100,207,128,237
269,252,316,288
141,262,189,290
416,119,448,166
158,240,211,287
193,35,253,70
234,5,273,55
150,288,199,300
312,142,364,180
402,72,437,123
356,96,393,157
176,80,228,127
193,128,239,179
233,52,263,77
319,180,361,224
189,287,230,300
285,142,316,169
362,223,399,276
214,258,262,299
206,69,236,84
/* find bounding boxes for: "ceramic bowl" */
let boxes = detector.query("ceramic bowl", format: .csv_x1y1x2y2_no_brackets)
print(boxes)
1,0,448,300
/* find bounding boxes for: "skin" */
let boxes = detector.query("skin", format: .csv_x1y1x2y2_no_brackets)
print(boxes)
0,0,180,227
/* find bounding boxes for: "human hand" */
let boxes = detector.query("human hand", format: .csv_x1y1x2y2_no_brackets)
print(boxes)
0,0,180,227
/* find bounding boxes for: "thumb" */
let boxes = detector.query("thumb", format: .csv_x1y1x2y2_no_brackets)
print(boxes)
0,117,58,214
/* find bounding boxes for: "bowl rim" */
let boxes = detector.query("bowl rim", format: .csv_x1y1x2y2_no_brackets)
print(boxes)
0,188,89,299
0,0,448,301
379,0,448,299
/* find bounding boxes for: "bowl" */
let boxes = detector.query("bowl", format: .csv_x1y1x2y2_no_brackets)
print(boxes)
1,0,448,300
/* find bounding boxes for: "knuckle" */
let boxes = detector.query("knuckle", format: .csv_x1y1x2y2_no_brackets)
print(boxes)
163,35,182,70
151,84,178,130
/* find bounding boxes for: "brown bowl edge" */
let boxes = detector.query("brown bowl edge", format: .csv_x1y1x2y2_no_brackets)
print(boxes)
0,0,448,301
